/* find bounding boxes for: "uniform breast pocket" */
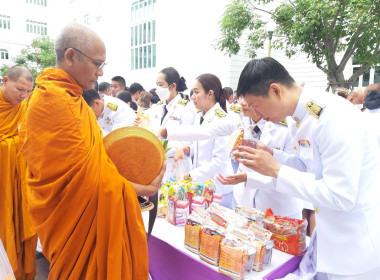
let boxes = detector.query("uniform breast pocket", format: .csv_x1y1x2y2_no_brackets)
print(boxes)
299,146,314,165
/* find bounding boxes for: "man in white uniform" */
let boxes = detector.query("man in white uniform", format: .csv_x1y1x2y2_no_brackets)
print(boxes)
157,99,304,217
82,89,136,136
233,57,380,279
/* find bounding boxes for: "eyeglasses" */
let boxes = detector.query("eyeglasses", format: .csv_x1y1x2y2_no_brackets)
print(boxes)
65,47,107,69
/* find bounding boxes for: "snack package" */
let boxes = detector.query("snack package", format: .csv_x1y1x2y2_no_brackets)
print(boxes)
263,208,308,256
203,180,216,206
251,240,266,272
175,200,189,226
190,196,207,213
199,222,226,266
219,234,249,279
229,128,244,158
184,212,203,254
263,240,274,268
212,193,222,205
235,205,264,224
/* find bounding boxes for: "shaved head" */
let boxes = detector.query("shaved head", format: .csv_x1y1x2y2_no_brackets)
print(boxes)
6,65,34,82
55,23,101,63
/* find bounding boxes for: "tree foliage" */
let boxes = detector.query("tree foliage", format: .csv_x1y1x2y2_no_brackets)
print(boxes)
0,36,56,80
216,0,380,90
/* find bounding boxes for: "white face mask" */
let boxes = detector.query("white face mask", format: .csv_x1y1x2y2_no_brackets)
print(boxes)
355,103,363,110
156,85,171,102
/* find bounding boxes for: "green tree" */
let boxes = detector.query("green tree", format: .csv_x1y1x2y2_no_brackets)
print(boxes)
216,0,380,90
0,36,56,79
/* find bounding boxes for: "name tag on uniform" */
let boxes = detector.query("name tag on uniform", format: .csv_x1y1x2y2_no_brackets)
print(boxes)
298,140,310,147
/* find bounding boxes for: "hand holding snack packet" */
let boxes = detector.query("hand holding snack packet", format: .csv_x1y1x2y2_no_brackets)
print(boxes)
234,145,282,178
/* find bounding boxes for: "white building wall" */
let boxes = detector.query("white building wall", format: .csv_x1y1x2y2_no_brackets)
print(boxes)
0,0,51,67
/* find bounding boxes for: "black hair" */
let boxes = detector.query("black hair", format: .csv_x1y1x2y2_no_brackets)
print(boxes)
196,73,228,112
223,87,234,97
117,91,138,111
160,67,187,92
82,89,101,106
111,76,126,87
98,82,110,92
364,90,380,110
129,82,144,94
237,57,295,97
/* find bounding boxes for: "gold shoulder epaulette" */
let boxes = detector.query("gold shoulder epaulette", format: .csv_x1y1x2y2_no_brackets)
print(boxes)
106,102,118,112
197,109,202,113
215,108,227,118
306,100,325,119
157,100,164,105
230,104,242,113
178,99,189,106
278,119,288,126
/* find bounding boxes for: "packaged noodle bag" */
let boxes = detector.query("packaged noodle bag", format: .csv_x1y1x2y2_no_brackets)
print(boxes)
184,212,203,254
219,234,249,279
199,221,226,266
263,208,308,256
235,205,264,224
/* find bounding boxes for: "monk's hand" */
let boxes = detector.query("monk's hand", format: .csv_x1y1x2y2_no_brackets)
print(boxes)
234,146,281,178
255,140,274,155
174,147,185,162
141,161,167,197
153,127,167,139
216,173,247,185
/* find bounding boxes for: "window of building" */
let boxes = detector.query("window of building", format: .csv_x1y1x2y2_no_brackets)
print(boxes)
0,49,9,60
26,0,47,6
130,0,156,70
0,15,11,30
131,20,156,70
352,57,380,88
84,14,90,26
26,19,47,35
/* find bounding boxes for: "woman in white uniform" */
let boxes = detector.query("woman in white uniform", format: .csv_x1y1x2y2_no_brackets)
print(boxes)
145,67,196,182
175,73,234,208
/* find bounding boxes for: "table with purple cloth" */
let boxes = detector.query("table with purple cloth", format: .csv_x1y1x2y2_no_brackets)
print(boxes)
143,212,307,280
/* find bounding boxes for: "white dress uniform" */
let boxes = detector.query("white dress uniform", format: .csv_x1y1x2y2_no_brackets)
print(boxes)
166,106,304,215
363,108,380,146
97,95,136,137
235,118,304,218
187,103,233,207
272,85,380,278
145,93,196,181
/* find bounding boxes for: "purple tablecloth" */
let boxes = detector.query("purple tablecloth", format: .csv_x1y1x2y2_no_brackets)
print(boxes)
148,234,230,280
148,233,303,280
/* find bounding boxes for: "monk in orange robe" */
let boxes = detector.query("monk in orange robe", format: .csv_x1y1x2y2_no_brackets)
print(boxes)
0,66,36,280
20,23,164,279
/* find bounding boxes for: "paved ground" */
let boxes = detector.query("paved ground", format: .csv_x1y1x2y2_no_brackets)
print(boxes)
36,257,49,280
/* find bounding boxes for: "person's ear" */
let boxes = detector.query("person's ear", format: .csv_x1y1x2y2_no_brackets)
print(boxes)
269,83,283,100
64,48,76,66
208,90,215,99
170,83,177,92
2,76,8,86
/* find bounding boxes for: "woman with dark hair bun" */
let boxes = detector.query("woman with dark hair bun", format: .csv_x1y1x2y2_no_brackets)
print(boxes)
173,73,234,207
145,67,196,181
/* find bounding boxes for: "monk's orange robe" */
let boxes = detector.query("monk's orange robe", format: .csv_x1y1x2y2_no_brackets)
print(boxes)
20,68,148,279
0,88,37,280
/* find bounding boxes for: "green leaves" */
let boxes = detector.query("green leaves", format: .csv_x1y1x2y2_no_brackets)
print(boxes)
0,36,56,80
216,0,380,89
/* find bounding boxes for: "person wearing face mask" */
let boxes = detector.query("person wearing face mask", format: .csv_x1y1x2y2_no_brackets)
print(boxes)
145,67,196,182
167,73,235,207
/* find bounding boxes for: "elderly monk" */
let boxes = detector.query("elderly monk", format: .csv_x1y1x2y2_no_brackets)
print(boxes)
0,65,36,280
20,23,165,279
